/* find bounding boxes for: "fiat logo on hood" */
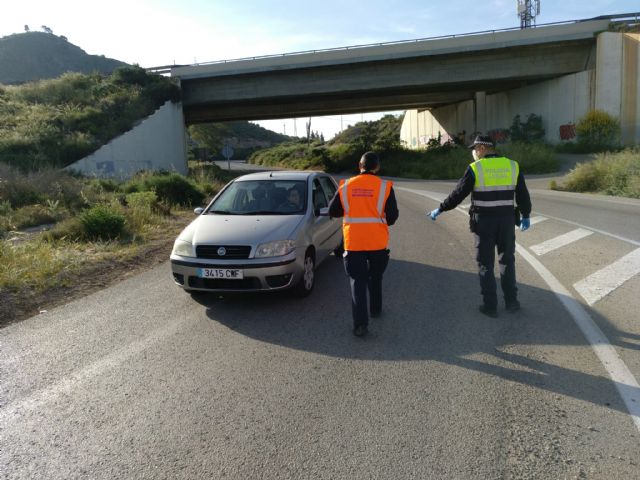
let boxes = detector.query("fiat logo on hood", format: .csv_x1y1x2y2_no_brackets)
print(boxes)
217,247,227,256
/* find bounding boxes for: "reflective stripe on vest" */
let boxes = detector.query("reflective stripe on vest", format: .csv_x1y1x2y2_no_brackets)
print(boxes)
473,199,515,207
344,216,388,224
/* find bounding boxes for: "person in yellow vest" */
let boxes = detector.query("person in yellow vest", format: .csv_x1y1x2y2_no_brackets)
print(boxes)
429,135,532,317
328,152,399,337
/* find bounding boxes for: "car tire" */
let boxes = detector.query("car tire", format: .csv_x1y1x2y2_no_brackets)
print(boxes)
333,240,344,258
293,250,315,297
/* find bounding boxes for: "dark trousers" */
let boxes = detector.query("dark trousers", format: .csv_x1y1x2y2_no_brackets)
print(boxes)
343,249,390,328
472,214,517,309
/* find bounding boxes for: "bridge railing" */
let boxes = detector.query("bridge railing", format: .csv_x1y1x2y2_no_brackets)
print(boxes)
146,12,639,75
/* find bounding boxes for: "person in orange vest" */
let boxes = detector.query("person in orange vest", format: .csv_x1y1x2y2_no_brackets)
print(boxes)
328,151,399,337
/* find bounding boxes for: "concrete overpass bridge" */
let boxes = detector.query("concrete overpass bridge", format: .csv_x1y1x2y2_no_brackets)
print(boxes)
68,14,640,179
156,14,636,128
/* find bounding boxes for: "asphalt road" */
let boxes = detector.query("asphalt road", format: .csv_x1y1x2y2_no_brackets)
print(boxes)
1,176,639,479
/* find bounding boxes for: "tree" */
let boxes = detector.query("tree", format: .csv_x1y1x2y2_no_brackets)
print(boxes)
41,25,53,34
24,25,30,32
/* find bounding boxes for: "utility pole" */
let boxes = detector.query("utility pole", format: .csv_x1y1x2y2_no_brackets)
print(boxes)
294,118,297,137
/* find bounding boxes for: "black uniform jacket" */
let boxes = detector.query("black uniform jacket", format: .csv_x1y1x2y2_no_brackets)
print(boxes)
328,172,399,226
439,154,532,217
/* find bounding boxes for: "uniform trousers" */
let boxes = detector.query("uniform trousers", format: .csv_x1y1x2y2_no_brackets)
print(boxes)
472,214,517,309
343,249,390,328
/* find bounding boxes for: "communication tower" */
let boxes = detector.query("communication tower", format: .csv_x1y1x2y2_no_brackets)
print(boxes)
517,0,541,29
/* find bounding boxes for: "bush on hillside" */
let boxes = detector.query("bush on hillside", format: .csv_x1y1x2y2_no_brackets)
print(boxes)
575,110,620,152
80,204,126,241
124,172,205,207
562,148,640,198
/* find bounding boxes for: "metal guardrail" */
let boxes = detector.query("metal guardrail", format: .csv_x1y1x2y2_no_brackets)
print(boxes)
146,12,639,74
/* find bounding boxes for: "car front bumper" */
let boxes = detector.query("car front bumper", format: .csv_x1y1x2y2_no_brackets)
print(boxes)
170,252,303,292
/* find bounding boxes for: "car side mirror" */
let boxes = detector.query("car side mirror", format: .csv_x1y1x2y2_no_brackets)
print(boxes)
194,207,204,215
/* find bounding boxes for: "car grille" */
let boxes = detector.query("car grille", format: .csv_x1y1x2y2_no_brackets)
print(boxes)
188,277,261,290
196,245,252,259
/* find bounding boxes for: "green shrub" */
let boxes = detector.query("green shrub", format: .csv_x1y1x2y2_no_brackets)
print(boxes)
11,205,58,229
497,142,559,174
563,148,640,198
143,173,204,206
80,205,126,241
509,114,545,143
42,217,84,242
575,110,620,152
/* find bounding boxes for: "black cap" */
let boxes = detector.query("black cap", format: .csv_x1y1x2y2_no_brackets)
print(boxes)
467,135,495,149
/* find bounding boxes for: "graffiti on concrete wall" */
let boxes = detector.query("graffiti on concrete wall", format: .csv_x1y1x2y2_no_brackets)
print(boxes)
487,129,510,144
559,123,576,140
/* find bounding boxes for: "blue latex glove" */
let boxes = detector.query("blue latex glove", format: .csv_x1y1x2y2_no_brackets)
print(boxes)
520,217,530,231
429,208,441,221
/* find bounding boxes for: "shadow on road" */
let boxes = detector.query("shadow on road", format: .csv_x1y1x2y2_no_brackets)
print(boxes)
191,255,638,416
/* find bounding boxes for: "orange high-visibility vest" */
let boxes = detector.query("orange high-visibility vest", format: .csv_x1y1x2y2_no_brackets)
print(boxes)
338,174,392,251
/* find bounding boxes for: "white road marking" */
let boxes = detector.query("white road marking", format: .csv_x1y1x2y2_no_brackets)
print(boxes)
0,315,191,424
530,228,593,256
529,216,548,225
398,186,640,433
573,248,640,306
532,212,640,247
516,246,640,433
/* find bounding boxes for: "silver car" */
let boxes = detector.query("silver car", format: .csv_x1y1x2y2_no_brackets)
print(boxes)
170,171,343,296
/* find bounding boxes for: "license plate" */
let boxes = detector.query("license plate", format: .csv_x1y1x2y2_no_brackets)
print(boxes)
197,268,244,279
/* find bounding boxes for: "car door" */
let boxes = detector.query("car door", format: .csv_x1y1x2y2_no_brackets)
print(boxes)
311,177,335,262
318,175,343,249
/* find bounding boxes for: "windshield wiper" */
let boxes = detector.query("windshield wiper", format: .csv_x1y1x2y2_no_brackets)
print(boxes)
243,210,282,215
208,209,238,215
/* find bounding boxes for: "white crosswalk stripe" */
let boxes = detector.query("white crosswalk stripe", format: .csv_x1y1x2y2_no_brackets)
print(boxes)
530,228,593,256
573,248,640,306
529,216,548,225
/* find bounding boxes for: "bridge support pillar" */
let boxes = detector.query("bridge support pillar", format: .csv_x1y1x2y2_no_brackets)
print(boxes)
596,32,640,145
474,91,487,135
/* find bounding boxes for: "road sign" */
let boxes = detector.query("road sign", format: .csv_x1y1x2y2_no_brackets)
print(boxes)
221,144,234,170
221,145,234,159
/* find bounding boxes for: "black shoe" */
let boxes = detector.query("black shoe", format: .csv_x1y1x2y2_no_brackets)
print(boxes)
353,325,368,337
479,305,498,318
505,300,521,312
370,310,381,318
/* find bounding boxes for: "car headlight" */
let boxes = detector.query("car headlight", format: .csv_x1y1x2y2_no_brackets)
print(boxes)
255,240,296,258
172,239,195,257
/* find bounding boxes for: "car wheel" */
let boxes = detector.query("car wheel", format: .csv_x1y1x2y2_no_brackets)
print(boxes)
333,240,344,258
293,250,315,297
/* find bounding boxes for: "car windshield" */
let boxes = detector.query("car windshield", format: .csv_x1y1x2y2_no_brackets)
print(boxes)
208,180,307,215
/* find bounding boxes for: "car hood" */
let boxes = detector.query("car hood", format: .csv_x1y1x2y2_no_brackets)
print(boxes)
183,214,304,247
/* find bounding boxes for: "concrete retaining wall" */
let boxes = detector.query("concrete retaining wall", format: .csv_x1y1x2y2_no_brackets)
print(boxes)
66,101,188,179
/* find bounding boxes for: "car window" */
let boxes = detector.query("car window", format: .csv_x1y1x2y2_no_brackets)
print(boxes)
318,176,337,201
312,179,328,210
208,180,307,215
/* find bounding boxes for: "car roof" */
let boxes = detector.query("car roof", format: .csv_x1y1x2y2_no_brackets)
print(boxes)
233,171,325,182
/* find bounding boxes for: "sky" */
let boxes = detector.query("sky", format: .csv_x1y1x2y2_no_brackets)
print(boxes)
2,0,637,139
